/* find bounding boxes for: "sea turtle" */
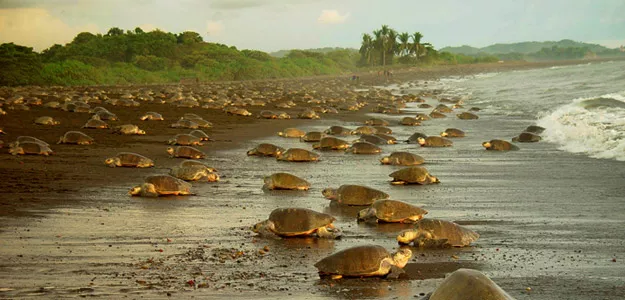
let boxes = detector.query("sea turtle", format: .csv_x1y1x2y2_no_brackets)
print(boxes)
263,172,310,190
429,111,447,119
170,118,199,129
324,125,352,136
374,133,398,144
178,159,217,172
427,269,514,300
298,109,320,119
380,152,425,166
406,132,428,144
225,107,253,116
277,128,306,138
418,103,432,108
482,139,519,151
372,126,392,134
94,110,118,121
512,132,542,143
322,185,390,206
252,208,341,239
167,134,203,146
397,218,480,248
128,175,193,197
57,131,94,145
365,118,389,126
313,137,350,150
247,143,285,157
351,126,377,135
457,112,479,120
357,199,428,223
469,107,481,112
140,112,164,121
167,146,206,159
258,110,277,119
314,245,412,279
400,117,421,126
418,136,453,147
9,141,53,156
83,118,109,129
300,131,326,142
169,165,219,182
441,128,465,138
189,130,210,141
415,113,431,121
276,111,291,119
347,142,382,154
34,116,60,126
113,124,146,135
524,125,545,134
434,104,453,113
389,166,440,185
354,134,389,145
104,152,154,168
276,148,320,162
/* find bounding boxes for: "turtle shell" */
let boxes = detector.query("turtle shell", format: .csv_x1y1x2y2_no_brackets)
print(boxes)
442,128,465,137
524,125,545,134
83,118,109,129
268,208,335,235
422,136,452,147
371,200,428,222
315,137,349,150
114,124,141,134
265,172,309,190
484,140,519,151
169,134,202,145
59,131,94,144
116,152,152,167
174,146,205,158
16,142,52,155
189,130,210,141
335,185,389,206
365,118,389,126
382,152,424,166
276,148,319,162
280,128,305,138
355,134,388,145
169,165,211,181
512,132,541,143
389,166,434,184
259,110,278,119
372,126,392,134
324,126,352,136
248,143,284,157
314,245,390,276
429,269,513,300
301,131,325,142
415,219,479,247
349,142,381,154
457,112,479,120
429,111,447,119
145,175,192,195
170,119,199,129
351,126,377,135
179,160,216,172
34,116,57,125
14,136,49,146
400,117,421,126
141,112,163,120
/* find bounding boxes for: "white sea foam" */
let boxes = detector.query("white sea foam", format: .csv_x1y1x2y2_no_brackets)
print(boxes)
537,92,625,161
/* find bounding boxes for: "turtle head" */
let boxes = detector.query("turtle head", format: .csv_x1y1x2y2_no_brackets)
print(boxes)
246,149,256,156
397,229,420,244
357,207,377,222
316,225,342,239
252,219,274,235
391,248,412,268
440,131,448,137
482,141,492,149
429,175,440,184
0,128,5,134
140,115,148,121
166,147,175,156
104,157,119,167
206,172,220,182
8,146,23,156
321,188,337,200
137,129,146,135
417,137,426,145
128,185,142,196
277,131,284,137
275,152,284,160
380,156,390,164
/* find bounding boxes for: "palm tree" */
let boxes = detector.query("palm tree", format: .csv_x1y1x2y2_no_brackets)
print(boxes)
379,25,390,67
386,29,398,65
359,33,374,66
398,32,410,57
411,32,424,61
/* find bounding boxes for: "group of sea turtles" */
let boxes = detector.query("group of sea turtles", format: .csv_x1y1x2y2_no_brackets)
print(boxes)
0,80,533,298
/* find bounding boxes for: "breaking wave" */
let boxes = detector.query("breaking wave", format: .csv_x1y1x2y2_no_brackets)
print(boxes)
537,92,625,161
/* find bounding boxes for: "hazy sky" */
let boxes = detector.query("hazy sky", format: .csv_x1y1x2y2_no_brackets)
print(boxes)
1,0,624,52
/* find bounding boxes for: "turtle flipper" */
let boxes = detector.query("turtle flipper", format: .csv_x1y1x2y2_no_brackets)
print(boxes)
418,238,450,248
385,264,406,279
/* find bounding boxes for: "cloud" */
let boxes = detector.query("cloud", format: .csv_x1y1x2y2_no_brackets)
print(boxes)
210,0,265,10
206,20,224,36
317,9,349,24
0,8,99,51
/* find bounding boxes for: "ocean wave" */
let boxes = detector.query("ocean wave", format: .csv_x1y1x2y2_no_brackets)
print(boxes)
537,92,625,161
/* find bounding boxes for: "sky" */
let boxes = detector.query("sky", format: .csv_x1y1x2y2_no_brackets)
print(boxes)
0,0,624,52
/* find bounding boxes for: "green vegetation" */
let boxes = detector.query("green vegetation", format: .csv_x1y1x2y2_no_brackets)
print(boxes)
440,39,624,62
269,47,358,58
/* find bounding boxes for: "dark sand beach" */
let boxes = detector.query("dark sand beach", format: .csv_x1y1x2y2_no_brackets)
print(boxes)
1,59,624,299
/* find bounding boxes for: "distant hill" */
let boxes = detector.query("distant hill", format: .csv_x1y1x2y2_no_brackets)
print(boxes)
270,47,358,58
440,39,611,55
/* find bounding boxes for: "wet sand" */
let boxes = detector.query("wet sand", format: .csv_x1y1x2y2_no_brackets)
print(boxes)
1,59,624,299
